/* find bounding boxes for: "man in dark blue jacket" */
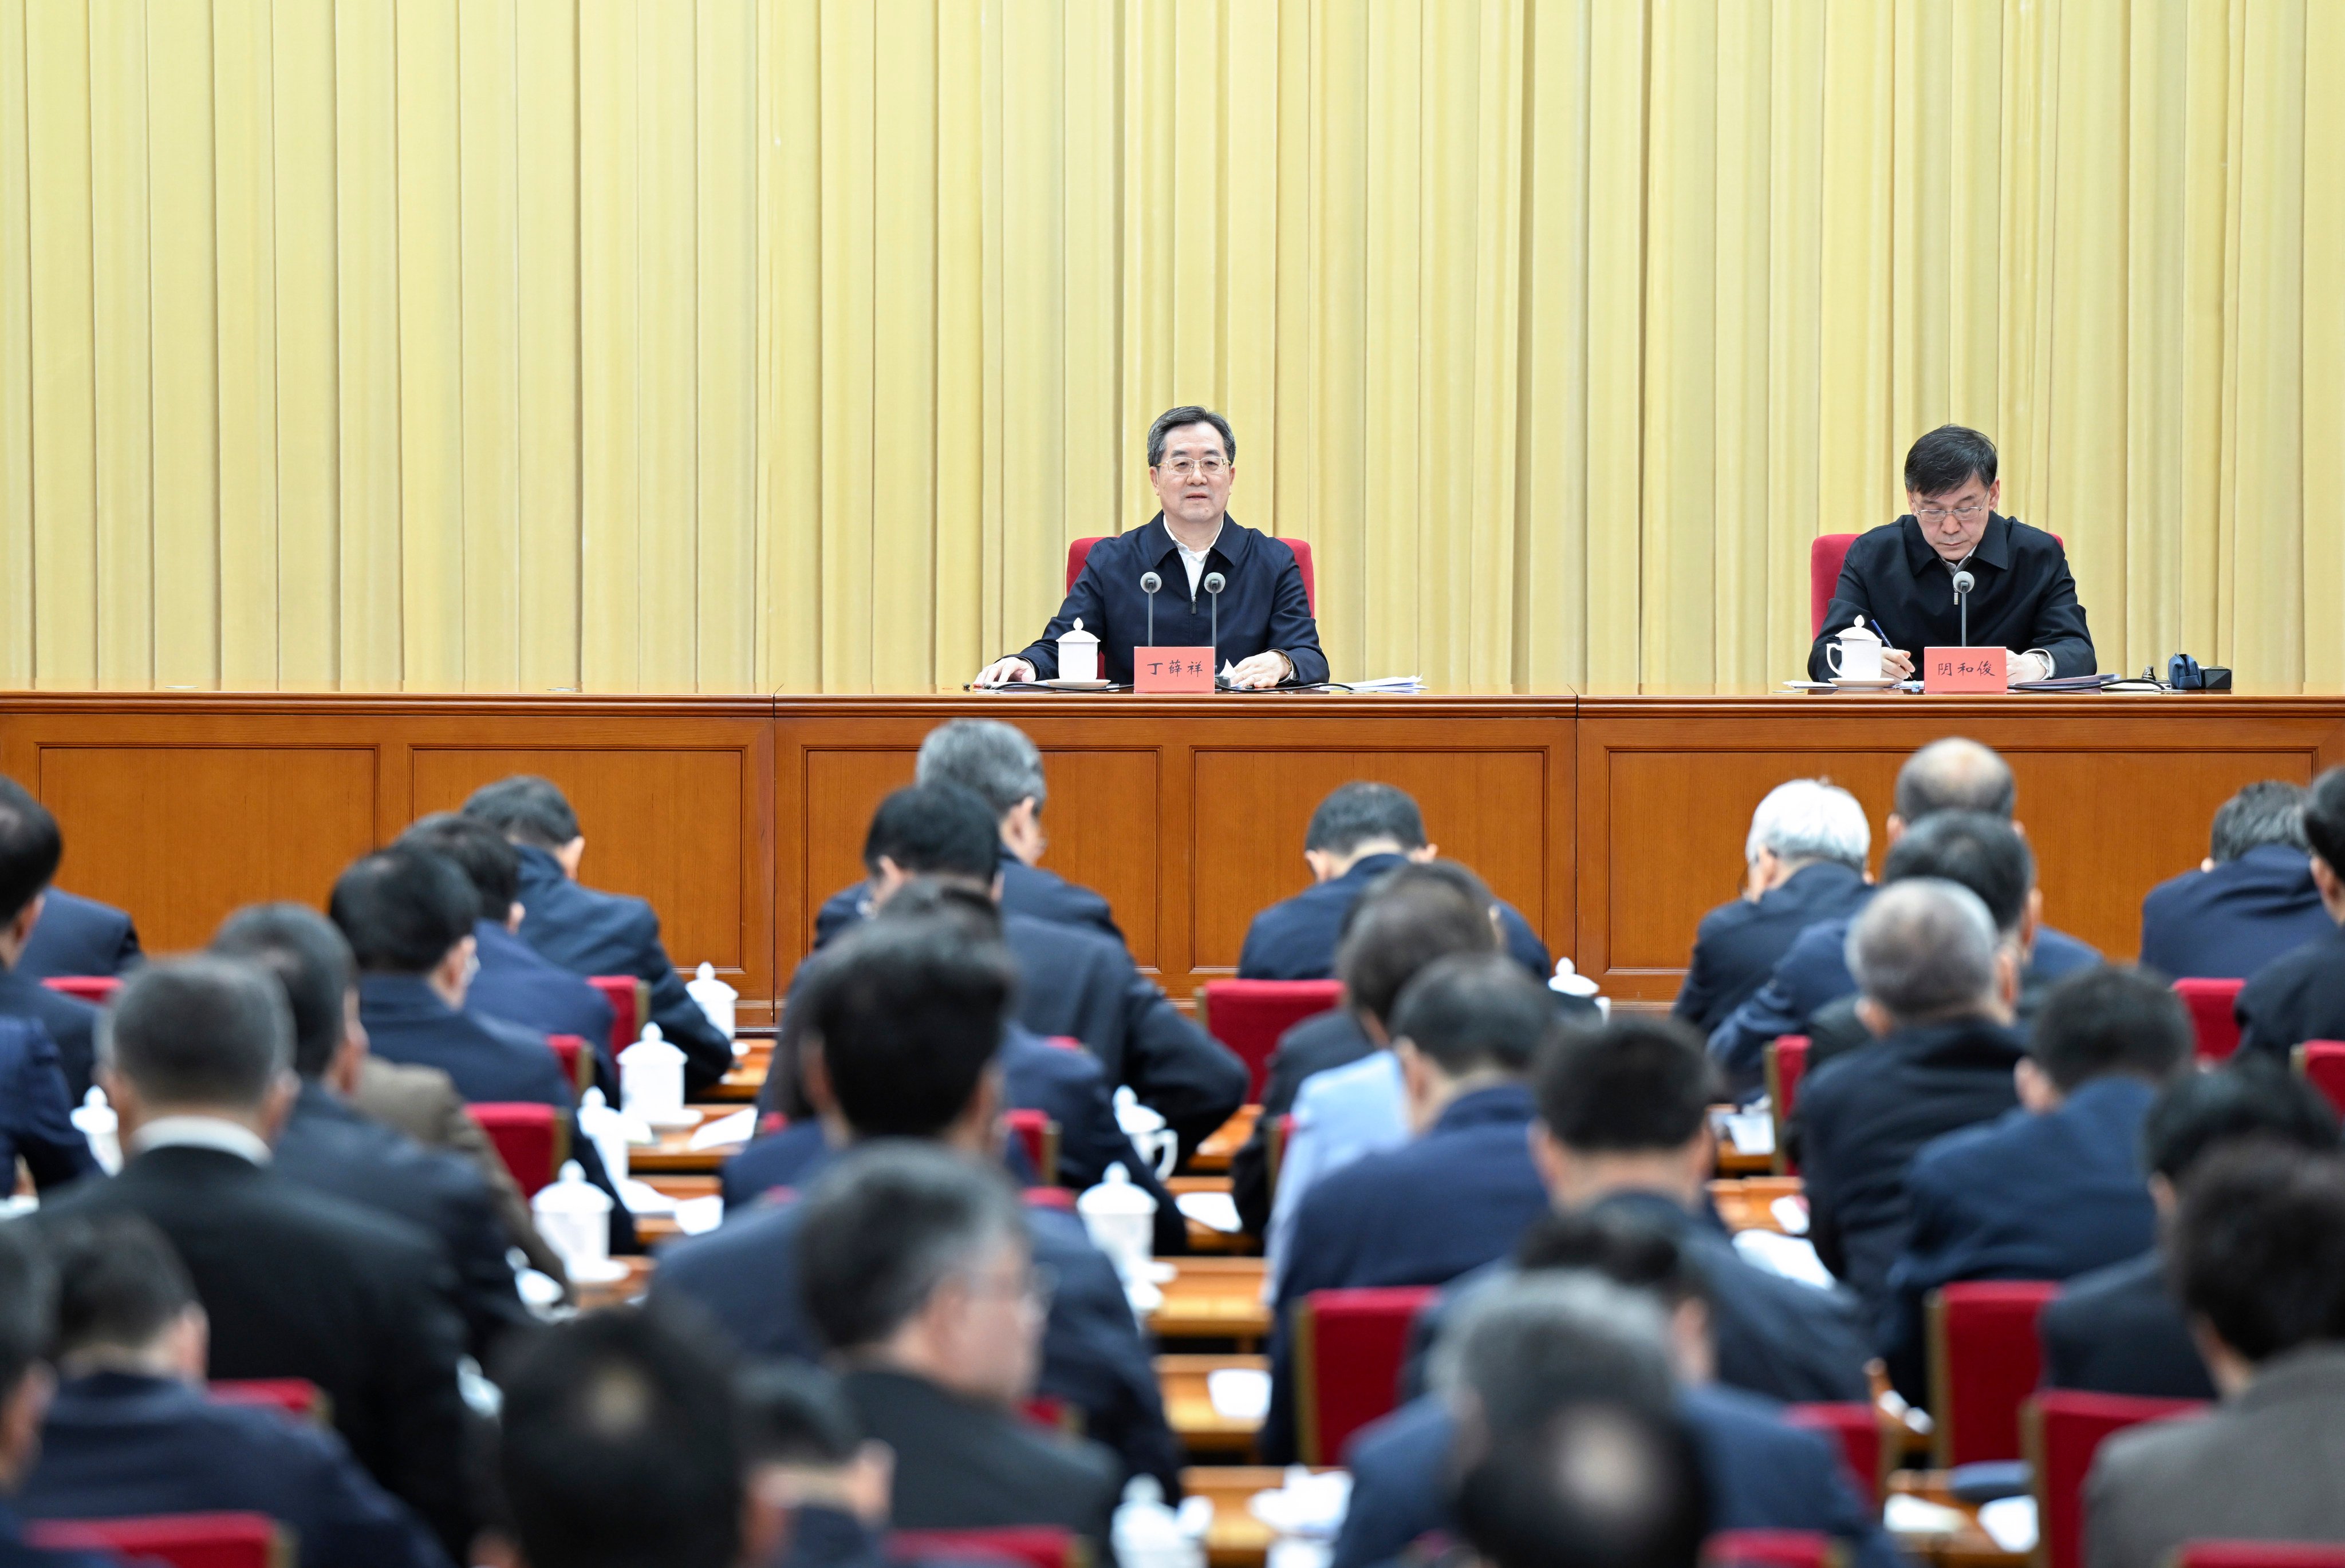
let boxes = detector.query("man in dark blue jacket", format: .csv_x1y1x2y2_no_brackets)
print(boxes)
0,1018,96,1196
2140,781,2331,982
1238,782,1549,982
0,1224,120,1568
1877,967,2192,1403
14,888,139,984
2232,769,2345,1061
21,1213,449,1568
975,407,1326,689
0,780,108,1102
461,775,732,1093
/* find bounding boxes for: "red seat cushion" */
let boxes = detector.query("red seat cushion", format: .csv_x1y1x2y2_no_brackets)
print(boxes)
1199,979,1345,1103
1811,536,1860,639
468,1102,562,1197
1295,1286,1439,1465
2295,1041,2345,1118
2027,1391,2206,1568
1928,1281,2062,1466
30,1512,280,1568
1706,1530,1836,1568
890,1527,1079,1568
2174,977,2245,1061
2176,1548,2345,1568
1784,1401,1881,1508
40,975,120,1006
208,1378,329,1426
586,975,642,1064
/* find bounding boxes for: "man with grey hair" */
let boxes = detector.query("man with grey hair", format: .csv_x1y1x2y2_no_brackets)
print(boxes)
974,406,1327,689
1673,780,1873,1035
36,957,472,1557
1792,878,2029,1311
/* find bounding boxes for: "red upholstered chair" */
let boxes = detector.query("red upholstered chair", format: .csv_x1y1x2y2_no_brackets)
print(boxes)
1004,1109,1061,1187
1765,1036,1810,1177
1022,1187,1075,1213
1197,979,1345,1103
468,1103,565,1198
1704,1530,1838,1568
2174,977,2246,1061
890,1527,1083,1568
208,1379,331,1427
1785,1402,1884,1510
29,1512,286,1568
586,975,646,1063
2293,1041,2345,1117
547,1033,592,1096
2025,1391,2207,1568
2175,1547,2345,1568
1067,537,1318,613
41,975,120,1006
1294,1285,1439,1464
1925,1281,2062,1466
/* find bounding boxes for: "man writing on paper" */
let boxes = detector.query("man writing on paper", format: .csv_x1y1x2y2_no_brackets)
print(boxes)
972,407,1328,691
1807,425,2095,686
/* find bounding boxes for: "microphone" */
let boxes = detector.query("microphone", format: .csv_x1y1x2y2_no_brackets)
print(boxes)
1951,567,1976,646
1203,571,1227,665
1139,571,1162,647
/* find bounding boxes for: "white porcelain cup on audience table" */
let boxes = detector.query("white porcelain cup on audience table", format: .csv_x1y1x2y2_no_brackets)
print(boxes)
1825,621,1886,682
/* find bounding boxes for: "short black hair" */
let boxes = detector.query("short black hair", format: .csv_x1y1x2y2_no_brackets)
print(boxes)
496,1306,743,1568
1335,875,1496,1030
48,1212,195,1360
2026,967,2192,1093
329,846,479,974
2143,1059,2340,1183
104,955,293,1109
1881,810,2033,933
861,785,1000,883
0,775,63,928
2302,768,2345,879
1514,1210,1708,1313
399,812,522,921
806,918,1014,1138
1533,1017,1715,1154
2210,781,2309,863
2174,1142,2345,1363
738,1359,865,1468
1453,1401,1708,1568
797,1142,1027,1354
1388,953,1556,1078
1894,738,2016,823
1145,405,1235,467
1904,424,1999,497
1305,783,1427,856
0,1221,57,1401
462,775,581,851
211,903,357,1080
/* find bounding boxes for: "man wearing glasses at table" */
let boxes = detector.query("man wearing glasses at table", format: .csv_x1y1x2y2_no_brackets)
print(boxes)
1808,425,2096,686
974,405,1329,691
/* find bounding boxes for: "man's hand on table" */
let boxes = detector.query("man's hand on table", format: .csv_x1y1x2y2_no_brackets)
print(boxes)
974,657,1037,687
1224,651,1291,690
1880,647,1916,681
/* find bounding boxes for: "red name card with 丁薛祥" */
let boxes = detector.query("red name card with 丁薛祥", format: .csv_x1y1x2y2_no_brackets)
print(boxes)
1134,647,1215,693
1922,646,2007,693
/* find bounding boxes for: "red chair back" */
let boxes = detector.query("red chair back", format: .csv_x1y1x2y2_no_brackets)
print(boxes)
1198,979,1345,1103
586,975,645,1063
1295,1286,1438,1464
30,1511,283,1568
469,1102,563,1197
1022,1187,1074,1213
1004,1109,1061,1187
1705,1530,1836,1568
41,975,120,1006
2177,1548,2345,1568
1067,536,1317,613
547,1034,591,1096
1811,536,1860,638
2025,1391,2206,1568
2295,1042,2345,1118
2174,977,2245,1061
1784,1401,1883,1509
1766,1036,1810,1177
890,1526,1081,1568
208,1378,330,1427
1926,1281,2062,1466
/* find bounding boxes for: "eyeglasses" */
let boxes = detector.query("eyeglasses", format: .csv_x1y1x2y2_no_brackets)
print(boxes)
1916,503,1988,523
1159,457,1229,480
959,1262,1056,1318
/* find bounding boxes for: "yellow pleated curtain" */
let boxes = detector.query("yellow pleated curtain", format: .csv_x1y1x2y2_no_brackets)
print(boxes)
2,0,2339,695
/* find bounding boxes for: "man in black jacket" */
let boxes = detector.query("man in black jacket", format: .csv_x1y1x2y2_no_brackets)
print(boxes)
0,1223,116,1568
14,887,140,984
2139,781,2332,983
0,779,105,1101
2234,768,2345,1059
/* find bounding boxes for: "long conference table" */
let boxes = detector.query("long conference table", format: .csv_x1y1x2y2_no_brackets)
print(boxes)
3,689,2342,1022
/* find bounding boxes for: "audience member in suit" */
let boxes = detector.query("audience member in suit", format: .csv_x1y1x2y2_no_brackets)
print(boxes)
0,780,104,1104
2140,780,2332,982
1711,737,2099,1092
397,814,616,1081
212,903,531,1361
737,1360,902,1568
462,775,732,1093
799,1144,1122,1554
13,888,140,985
813,718,1123,947
1340,1212,1890,1568
34,957,473,1557
1877,967,2193,1403
1795,877,2028,1313
1263,953,1559,1463
0,1017,94,1196
1231,1008,1373,1236
490,1306,745,1568
2087,1143,2345,1568
20,1214,450,1568
1674,780,1873,1037
2044,1060,2340,1402
0,1223,118,1568
2235,766,2345,1059
1237,781,1550,982
654,915,1182,1493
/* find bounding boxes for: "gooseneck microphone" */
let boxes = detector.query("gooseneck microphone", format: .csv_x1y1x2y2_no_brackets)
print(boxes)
1203,571,1226,660
1139,570,1162,647
1951,566,1976,646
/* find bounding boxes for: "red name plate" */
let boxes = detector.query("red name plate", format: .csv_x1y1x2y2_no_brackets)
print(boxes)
1922,646,2008,693
1134,646,1215,693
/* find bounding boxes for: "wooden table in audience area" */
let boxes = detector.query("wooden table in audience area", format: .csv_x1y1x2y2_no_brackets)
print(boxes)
5,692,2342,1009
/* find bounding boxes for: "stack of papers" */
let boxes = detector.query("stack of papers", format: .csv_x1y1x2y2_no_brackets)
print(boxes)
1345,675,1424,693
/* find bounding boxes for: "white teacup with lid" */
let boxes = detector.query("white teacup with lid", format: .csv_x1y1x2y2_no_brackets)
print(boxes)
1824,618,1886,682
1057,618,1102,684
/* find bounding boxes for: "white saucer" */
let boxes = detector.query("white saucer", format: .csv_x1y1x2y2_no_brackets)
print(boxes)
1040,677,1111,690
1829,677,1902,690
565,1257,633,1285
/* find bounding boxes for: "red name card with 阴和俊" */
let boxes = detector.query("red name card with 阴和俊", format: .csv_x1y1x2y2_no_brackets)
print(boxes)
1922,646,2007,693
1134,647,1215,693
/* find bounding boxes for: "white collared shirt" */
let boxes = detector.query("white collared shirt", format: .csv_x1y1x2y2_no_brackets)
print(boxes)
130,1115,271,1166
1173,520,1224,596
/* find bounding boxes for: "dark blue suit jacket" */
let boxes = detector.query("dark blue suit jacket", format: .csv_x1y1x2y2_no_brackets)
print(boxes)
0,1016,96,1192
0,1499,121,1568
815,848,1126,950
1263,1083,1551,1464
1878,1076,2161,1403
1011,515,1328,685
2039,1249,2217,1401
652,1143,1182,1493
0,967,100,1103
2234,921,2345,1061
1334,1384,1896,1568
15,890,140,982
510,844,732,1091
1236,852,1551,983
1674,862,1871,1037
466,919,616,1080
2139,843,2332,983
21,1372,450,1568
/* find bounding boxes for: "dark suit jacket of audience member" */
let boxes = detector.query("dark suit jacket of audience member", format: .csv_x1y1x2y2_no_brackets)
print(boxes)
1235,852,1550,984
2040,1250,2217,1402
815,845,1126,950
21,1371,451,1568
1230,1009,1374,1235
0,968,100,1103
348,1056,566,1285
2139,843,2334,983
1262,1083,1551,1464
14,890,141,982
0,1017,97,1193
1673,861,1873,1038
36,1146,472,1557
1877,1076,2162,1404
510,843,732,1092
466,918,617,1084
652,1147,1183,1494
1793,1016,2026,1313
1334,1383,1898,1568
2234,921,2345,1060
1802,939,2098,1085
274,1081,531,1362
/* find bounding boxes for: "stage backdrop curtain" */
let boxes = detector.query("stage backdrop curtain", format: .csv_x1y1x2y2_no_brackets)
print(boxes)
2,0,2339,694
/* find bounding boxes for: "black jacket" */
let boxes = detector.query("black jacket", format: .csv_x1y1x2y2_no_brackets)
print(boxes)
1673,862,1871,1036
15,890,140,981
1237,852,1550,983
0,967,100,1103
814,847,1127,950
2234,921,2345,1060
467,919,617,1083
0,1017,97,1192
2139,843,2334,984
1808,514,2095,680
2039,1249,2217,1401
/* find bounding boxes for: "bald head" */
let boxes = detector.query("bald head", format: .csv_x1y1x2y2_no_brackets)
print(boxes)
1895,738,2016,825
1846,878,2004,1026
